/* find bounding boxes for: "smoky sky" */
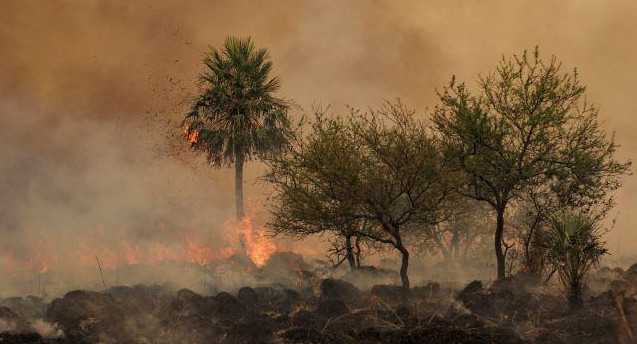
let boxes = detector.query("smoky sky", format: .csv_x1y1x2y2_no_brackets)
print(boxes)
1,0,636,279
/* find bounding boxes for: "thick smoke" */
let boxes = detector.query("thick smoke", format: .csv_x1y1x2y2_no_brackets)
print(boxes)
1,0,636,295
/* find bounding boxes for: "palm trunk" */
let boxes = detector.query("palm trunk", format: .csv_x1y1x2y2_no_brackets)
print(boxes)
235,151,247,255
235,151,245,220
495,206,506,280
569,279,583,309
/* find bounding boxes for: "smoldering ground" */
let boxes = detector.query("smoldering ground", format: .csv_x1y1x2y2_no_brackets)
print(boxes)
1,0,637,296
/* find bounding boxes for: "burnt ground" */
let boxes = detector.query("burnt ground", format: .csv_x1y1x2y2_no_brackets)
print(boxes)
2,264,637,344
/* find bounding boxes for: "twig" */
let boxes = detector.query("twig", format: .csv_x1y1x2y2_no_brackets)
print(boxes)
95,256,107,289
375,297,405,328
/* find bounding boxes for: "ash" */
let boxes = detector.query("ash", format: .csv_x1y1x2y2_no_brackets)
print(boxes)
2,258,637,344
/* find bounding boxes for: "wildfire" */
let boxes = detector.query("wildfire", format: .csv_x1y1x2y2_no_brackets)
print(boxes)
232,217,277,267
27,239,59,273
72,229,236,270
1,202,282,289
68,214,276,270
183,123,199,145
1,241,59,275
184,234,234,265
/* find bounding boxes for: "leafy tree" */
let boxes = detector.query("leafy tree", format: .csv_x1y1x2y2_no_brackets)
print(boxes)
183,36,290,220
433,48,630,279
422,200,492,263
543,210,607,308
509,189,567,277
326,224,367,271
265,101,454,289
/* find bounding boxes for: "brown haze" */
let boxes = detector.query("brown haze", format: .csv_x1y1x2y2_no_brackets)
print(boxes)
0,0,636,294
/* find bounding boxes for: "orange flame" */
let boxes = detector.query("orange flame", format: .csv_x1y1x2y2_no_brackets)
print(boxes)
72,227,237,269
28,240,59,273
183,123,199,144
233,217,276,267
1,201,287,282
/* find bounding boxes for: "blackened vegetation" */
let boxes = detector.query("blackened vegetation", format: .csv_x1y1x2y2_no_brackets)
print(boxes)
1,264,637,344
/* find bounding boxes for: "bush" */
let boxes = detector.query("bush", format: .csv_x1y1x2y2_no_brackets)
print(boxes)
543,210,608,308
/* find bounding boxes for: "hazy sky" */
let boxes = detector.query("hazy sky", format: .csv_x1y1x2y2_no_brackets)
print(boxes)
1,0,636,274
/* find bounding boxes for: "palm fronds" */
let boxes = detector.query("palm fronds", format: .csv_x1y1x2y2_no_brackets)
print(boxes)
543,210,608,308
183,36,291,167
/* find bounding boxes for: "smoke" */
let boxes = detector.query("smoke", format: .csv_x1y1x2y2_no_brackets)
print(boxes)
30,319,63,339
1,0,636,295
0,319,17,333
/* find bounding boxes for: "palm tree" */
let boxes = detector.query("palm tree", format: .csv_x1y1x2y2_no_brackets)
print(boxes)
543,210,608,309
183,36,290,220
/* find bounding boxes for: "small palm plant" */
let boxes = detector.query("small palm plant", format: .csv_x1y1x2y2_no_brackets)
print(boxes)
543,210,608,309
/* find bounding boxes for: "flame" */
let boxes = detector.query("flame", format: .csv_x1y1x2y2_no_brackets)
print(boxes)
72,228,236,269
3,252,16,269
0,200,286,286
28,240,59,273
183,123,199,145
1,240,59,275
152,242,182,262
232,217,276,267
121,241,144,265
184,234,232,265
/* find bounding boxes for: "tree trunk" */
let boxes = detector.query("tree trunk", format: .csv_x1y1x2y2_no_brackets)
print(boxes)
569,279,584,309
432,228,451,262
524,215,544,278
461,233,474,262
235,151,245,220
451,231,461,261
345,235,356,271
354,235,361,268
495,207,506,280
397,243,410,290
235,151,247,255
526,232,544,279
523,224,535,271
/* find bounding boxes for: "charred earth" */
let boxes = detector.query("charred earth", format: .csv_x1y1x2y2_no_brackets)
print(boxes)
2,262,637,343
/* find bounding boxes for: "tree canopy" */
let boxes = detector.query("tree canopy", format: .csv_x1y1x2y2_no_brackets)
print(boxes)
265,101,455,289
183,36,291,219
432,48,631,279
